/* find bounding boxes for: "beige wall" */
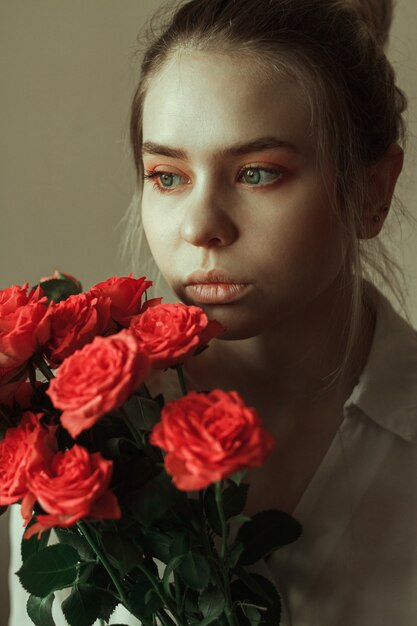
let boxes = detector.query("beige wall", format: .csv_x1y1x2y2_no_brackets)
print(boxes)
0,2,416,624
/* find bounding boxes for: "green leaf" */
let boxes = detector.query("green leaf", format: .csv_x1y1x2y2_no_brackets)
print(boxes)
123,394,161,432
37,278,81,303
223,483,249,520
235,510,302,565
61,583,115,626
232,573,281,626
18,544,79,597
54,527,95,561
104,436,137,460
100,532,143,575
162,554,187,598
131,472,180,527
193,614,227,626
129,580,161,624
27,593,56,626
241,605,262,626
61,584,117,626
199,586,225,618
228,470,247,486
141,530,173,563
21,528,51,562
226,542,245,568
169,531,191,559
178,553,211,590
94,587,119,623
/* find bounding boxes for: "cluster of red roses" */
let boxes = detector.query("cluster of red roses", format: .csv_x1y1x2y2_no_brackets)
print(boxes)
0,273,274,539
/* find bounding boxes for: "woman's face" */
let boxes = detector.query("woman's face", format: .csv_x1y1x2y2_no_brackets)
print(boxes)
141,51,346,340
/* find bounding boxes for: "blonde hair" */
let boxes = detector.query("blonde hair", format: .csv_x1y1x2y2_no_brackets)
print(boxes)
120,0,415,391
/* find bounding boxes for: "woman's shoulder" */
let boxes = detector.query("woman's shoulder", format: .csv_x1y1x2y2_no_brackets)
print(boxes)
344,280,417,443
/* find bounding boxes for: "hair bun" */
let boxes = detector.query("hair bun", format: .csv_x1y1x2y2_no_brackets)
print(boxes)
348,0,394,48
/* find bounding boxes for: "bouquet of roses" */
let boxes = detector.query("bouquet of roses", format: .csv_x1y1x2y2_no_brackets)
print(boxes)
0,271,302,626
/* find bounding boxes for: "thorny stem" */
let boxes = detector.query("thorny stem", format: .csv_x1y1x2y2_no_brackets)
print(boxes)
77,521,129,607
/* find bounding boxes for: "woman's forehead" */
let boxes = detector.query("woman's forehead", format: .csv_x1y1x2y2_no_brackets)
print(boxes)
142,50,314,160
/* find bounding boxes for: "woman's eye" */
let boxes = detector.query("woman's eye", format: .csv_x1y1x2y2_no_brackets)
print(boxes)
238,167,283,186
144,170,187,192
159,173,183,188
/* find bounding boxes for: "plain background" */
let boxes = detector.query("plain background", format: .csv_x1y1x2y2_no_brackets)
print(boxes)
0,1,416,624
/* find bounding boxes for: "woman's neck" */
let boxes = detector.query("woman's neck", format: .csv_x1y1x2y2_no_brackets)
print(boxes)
183,280,376,427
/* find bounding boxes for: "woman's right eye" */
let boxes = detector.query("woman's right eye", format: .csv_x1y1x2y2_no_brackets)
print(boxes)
144,170,188,192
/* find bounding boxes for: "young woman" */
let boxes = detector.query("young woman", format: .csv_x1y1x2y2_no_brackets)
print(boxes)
9,0,417,624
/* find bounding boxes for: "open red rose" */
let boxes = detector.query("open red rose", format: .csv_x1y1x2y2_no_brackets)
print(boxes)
150,389,275,490
47,331,150,437
0,412,57,506
23,445,121,539
128,302,225,369
44,292,112,366
0,283,51,368
89,274,154,327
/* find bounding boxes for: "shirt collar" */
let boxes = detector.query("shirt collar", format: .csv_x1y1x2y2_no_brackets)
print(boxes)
344,280,417,443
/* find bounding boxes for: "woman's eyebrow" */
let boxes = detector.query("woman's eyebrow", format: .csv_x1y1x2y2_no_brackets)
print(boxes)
141,136,298,160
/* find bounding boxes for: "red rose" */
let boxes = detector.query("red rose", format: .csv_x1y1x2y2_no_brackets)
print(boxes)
0,412,57,506
0,283,50,368
23,445,121,539
44,292,112,366
150,390,275,491
47,331,150,437
89,275,153,326
128,302,225,369
0,365,27,405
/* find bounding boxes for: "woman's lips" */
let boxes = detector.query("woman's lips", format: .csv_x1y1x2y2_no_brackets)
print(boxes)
184,283,253,304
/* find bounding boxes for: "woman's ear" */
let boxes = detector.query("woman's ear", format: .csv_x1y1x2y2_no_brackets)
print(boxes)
358,143,404,240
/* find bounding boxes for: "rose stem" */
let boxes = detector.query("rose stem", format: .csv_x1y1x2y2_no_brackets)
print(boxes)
215,482,229,561
134,562,183,625
198,491,225,589
31,354,55,381
77,521,129,607
156,610,179,626
175,365,188,396
215,482,238,626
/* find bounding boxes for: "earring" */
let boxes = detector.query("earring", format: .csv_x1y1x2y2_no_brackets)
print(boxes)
372,205,389,223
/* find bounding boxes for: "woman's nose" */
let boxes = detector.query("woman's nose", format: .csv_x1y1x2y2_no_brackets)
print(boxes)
179,187,238,248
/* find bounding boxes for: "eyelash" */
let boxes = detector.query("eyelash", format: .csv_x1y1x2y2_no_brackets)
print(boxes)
143,166,285,194
143,171,188,194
